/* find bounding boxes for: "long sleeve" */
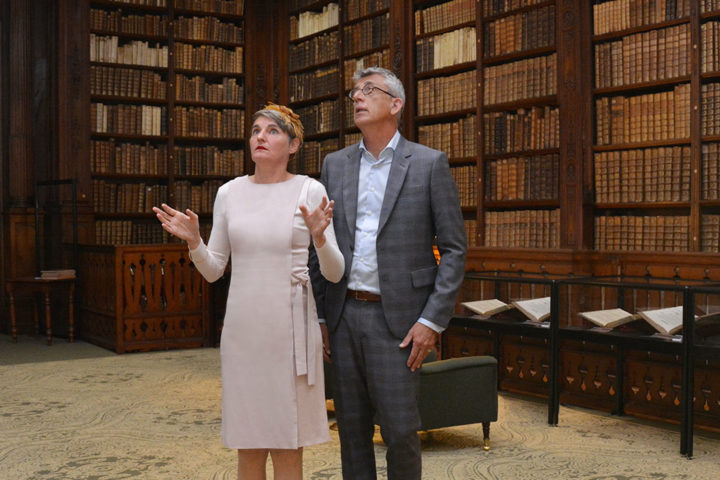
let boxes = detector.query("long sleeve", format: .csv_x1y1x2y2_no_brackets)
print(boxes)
188,181,231,283
421,150,467,327
306,180,344,283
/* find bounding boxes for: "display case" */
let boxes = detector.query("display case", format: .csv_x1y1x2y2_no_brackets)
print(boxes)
450,270,720,457
448,270,574,425
558,274,720,457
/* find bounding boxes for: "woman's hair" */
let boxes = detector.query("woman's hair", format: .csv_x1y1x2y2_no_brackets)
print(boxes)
352,66,406,110
252,103,304,148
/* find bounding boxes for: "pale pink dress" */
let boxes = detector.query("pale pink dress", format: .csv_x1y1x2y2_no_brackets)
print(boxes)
189,174,343,449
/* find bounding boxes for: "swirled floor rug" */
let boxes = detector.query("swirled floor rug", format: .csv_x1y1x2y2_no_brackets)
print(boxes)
1,335,719,479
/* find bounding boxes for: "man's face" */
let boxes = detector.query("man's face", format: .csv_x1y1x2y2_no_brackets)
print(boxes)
349,74,401,129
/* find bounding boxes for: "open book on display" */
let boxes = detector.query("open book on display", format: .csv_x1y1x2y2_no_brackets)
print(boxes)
461,299,513,318
637,306,684,336
578,308,639,329
511,297,551,322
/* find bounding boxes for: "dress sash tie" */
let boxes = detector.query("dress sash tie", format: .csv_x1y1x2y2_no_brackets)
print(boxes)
291,270,317,386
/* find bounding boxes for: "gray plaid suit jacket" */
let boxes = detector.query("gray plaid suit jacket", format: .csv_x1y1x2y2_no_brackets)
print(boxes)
311,135,467,338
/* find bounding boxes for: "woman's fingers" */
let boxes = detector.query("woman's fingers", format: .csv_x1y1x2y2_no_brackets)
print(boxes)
186,209,199,222
161,203,179,215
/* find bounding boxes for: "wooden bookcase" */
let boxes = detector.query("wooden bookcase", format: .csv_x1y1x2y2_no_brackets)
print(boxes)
286,0,392,175
88,0,245,245
478,0,561,250
592,0,693,252
408,0,579,251
413,0,479,247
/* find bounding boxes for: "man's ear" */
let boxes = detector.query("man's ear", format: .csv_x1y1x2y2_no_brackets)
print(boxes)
390,97,404,116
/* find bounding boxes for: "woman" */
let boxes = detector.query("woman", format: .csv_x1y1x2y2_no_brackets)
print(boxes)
153,103,343,480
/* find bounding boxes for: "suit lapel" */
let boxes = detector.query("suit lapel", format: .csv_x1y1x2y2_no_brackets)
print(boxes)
343,146,361,243
378,137,411,234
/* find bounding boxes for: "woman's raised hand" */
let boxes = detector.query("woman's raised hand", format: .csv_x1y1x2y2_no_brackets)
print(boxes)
152,203,202,250
299,196,334,248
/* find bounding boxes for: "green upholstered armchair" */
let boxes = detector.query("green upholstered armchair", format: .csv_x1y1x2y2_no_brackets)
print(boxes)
418,352,498,450
324,353,499,450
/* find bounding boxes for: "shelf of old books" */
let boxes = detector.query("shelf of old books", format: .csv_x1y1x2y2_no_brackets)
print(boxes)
89,0,244,245
288,2,341,175
413,0,478,247
90,0,171,245
341,0,390,161
478,0,559,249
170,1,245,228
559,274,720,457
591,0,695,253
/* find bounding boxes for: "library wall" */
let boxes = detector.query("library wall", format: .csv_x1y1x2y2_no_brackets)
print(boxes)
3,0,720,426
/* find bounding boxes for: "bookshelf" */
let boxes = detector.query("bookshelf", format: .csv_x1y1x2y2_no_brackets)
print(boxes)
88,0,244,245
591,0,693,252
287,0,391,176
341,0,391,151
413,0,478,246
480,0,560,250
411,0,561,249
287,1,341,175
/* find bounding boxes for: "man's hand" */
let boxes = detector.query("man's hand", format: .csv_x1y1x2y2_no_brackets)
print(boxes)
399,322,438,372
320,323,331,363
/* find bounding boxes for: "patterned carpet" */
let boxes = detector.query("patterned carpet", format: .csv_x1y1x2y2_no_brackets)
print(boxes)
2,334,720,480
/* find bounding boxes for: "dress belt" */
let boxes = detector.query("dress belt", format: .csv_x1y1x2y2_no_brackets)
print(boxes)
346,289,382,302
291,271,317,386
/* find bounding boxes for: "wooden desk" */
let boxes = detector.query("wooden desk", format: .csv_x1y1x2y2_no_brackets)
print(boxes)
6,277,76,345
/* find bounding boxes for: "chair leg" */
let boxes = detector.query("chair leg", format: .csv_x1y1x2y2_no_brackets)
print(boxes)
482,421,491,451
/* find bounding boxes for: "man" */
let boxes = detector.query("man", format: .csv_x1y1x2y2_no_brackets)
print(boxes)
310,67,467,479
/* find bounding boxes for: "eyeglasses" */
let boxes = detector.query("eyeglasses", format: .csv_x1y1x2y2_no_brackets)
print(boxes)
347,84,395,102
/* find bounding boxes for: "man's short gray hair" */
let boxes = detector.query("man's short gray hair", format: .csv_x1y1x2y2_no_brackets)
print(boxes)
352,66,405,113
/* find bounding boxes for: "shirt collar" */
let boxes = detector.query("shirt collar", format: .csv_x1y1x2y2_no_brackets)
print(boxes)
359,130,401,160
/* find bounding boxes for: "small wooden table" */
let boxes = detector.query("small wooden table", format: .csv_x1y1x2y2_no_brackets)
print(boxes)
6,277,76,345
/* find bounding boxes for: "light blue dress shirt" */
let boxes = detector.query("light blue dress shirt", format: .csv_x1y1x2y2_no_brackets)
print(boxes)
348,130,444,333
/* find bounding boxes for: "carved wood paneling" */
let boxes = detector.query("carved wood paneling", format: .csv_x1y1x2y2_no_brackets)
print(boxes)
694,361,720,431
499,336,551,397
559,345,618,412
624,355,684,424
79,244,209,353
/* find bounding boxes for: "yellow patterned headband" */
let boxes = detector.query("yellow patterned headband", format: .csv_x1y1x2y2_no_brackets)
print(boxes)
260,102,304,146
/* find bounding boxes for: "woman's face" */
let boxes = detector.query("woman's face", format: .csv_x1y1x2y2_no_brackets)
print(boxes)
249,115,299,165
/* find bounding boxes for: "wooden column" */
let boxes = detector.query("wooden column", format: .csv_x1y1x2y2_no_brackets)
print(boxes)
243,0,280,175
0,0,10,327
556,0,594,250
390,0,415,139
6,0,37,280
57,0,93,245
